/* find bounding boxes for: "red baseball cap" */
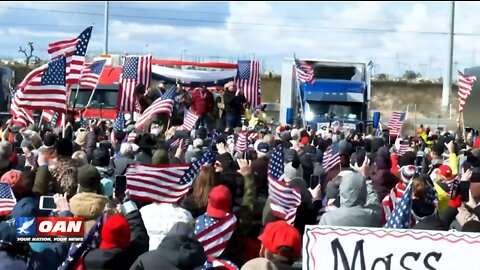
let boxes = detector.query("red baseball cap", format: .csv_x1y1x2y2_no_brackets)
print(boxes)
258,221,301,259
438,165,452,178
207,185,232,218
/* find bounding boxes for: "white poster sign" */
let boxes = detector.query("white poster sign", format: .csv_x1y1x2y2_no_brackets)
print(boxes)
303,226,480,270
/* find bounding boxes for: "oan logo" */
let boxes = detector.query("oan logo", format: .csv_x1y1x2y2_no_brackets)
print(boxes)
15,217,36,236
15,217,84,237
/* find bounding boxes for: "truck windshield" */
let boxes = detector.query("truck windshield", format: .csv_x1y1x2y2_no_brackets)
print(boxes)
69,89,117,109
307,101,363,120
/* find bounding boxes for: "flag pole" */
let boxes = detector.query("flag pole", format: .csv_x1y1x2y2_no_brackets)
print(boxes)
83,85,98,118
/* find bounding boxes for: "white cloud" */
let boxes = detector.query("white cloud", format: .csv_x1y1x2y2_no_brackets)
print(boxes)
7,28,76,38
2,1,480,77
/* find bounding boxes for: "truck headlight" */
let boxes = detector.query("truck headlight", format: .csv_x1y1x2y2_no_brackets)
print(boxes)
305,110,314,121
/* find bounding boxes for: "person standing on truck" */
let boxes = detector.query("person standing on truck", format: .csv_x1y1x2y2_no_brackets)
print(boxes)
191,85,214,129
223,81,246,132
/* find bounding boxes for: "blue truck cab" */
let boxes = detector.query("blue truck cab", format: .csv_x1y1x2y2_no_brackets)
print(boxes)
280,59,372,132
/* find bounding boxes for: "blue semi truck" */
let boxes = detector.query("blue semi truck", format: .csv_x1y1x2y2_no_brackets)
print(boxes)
280,58,373,132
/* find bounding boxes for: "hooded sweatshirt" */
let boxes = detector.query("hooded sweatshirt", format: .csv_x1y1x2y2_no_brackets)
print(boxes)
129,235,207,270
319,171,382,227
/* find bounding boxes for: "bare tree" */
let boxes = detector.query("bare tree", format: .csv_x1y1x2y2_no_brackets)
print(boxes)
19,42,40,67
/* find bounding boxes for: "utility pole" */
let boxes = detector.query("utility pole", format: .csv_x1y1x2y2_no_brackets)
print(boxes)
104,1,109,55
442,1,455,109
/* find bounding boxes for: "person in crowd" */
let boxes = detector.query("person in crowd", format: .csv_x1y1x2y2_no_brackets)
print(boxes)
185,138,204,163
69,164,108,234
49,138,83,199
181,165,220,218
319,162,382,227
135,135,155,164
371,146,398,200
130,222,207,270
251,140,270,198
140,189,193,250
83,199,149,270
241,220,301,270
223,81,246,132
191,85,215,129
113,143,138,176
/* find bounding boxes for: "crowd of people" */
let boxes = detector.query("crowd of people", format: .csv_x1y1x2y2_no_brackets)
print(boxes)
0,80,479,270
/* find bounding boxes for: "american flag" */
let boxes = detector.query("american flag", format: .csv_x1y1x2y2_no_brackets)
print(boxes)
170,138,190,151
111,111,126,144
384,180,437,229
294,56,314,83
135,85,176,130
0,183,16,217
397,141,410,156
79,60,107,89
118,55,152,113
195,213,237,258
203,256,239,270
235,132,247,153
267,145,302,225
177,110,200,131
15,57,67,112
114,111,126,131
42,110,63,128
126,151,216,203
235,60,260,108
381,182,408,225
387,112,406,137
58,213,105,270
48,26,93,85
458,71,477,112
322,141,341,173
248,132,259,144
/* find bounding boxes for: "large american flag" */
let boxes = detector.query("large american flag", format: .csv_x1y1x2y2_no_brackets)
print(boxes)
177,110,200,131
79,59,107,89
235,60,260,108
0,183,16,217
126,151,216,203
42,110,63,128
58,213,104,270
48,26,92,85
235,131,247,153
294,56,314,83
384,180,437,229
194,213,237,258
203,256,239,270
15,57,67,112
267,145,302,225
458,71,477,112
118,55,152,113
322,141,341,173
387,111,406,137
135,85,176,130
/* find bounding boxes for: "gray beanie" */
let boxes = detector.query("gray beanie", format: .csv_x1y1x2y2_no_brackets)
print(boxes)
284,162,303,181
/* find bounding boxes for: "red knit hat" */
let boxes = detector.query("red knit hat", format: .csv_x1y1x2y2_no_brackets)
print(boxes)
99,214,131,249
0,170,28,198
258,220,301,259
206,185,232,219
300,136,309,145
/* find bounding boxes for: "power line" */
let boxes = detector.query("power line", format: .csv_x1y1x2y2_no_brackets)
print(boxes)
0,6,455,35
27,1,407,25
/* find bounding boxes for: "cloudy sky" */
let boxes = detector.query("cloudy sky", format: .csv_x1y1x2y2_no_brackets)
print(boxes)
1,1,480,78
